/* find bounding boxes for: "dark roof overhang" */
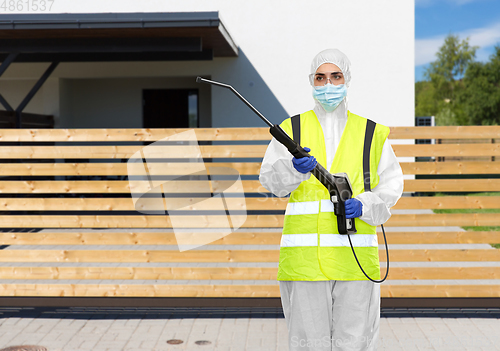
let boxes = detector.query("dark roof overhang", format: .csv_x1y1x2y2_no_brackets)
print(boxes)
0,12,238,62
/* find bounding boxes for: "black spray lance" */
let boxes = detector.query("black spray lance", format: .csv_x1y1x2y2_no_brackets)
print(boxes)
196,77,389,283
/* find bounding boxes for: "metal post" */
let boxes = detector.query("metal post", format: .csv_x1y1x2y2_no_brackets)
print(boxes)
0,53,18,111
15,61,59,128
0,95,13,112
0,53,18,77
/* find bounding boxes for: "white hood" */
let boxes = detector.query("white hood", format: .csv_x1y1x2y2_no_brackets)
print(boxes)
310,49,352,170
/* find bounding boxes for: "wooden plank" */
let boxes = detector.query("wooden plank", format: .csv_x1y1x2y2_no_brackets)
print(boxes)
389,126,500,140
394,196,500,210
0,145,268,159
0,215,284,228
384,267,500,280
0,267,279,280
381,285,500,298
0,181,134,193
393,144,500,157
1,196,498,212
0,213,496,228
2,196,498,212
404,179,500,192
0,283,497,298
0,180,266,194
0,249,497,263
0,284,280,297
0,197,288,211
1,230,498,246
0,126,497,142
1,266,498,281
0,162,263,176
2,179,498,195
386,213,500,227
1,213,497,228
0,213,496,229
0,250,281,263
380,231,500,244
0,160,498,177
383,249,500,262
0,128,272,142
6,178,499,194
0,232,283,246
400,162,500,175
10,143,500,159
0,198,137,211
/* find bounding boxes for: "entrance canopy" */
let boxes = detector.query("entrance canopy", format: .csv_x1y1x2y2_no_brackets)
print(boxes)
0,12,238,127
0,12,238,62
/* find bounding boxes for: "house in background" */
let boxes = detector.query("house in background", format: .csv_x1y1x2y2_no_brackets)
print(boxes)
0,1,414,129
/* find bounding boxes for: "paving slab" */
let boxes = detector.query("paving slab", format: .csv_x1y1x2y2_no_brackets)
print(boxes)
0,307,499,351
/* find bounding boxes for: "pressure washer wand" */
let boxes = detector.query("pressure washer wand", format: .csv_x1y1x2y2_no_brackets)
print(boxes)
196,76,356,235
196,77,274,128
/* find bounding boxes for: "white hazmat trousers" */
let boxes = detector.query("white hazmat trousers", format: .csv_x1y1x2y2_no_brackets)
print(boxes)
280,280,380,351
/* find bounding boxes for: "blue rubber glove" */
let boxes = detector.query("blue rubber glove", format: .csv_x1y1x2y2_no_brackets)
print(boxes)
345,198,363,219
292,147,317,174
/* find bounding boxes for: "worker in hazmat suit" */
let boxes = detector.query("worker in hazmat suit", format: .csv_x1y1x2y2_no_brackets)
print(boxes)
259,49,404,350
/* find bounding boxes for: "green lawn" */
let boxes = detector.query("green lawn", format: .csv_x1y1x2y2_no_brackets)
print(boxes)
431,192,500,248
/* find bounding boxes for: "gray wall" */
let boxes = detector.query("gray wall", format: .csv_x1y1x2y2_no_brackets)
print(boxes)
58,77,211,128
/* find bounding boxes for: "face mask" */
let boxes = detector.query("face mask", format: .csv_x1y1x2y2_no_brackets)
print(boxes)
312,83,347,112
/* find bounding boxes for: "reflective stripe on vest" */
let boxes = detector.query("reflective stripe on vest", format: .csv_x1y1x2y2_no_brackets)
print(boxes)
285,199,349,215
276,110,390,281
280,233,378,247
285,200,319,215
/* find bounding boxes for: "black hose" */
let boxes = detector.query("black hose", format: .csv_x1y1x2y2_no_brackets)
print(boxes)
347,224,389,283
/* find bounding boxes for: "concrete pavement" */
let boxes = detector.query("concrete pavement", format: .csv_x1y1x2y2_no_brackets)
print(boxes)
0,307,499,351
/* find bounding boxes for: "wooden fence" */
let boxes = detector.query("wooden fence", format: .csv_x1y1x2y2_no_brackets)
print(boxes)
0,126,498,304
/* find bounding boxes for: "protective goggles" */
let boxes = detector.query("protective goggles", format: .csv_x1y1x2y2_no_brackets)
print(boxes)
309,71,344,86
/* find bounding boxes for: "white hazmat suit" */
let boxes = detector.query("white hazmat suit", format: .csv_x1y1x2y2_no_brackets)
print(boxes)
259,49,404,350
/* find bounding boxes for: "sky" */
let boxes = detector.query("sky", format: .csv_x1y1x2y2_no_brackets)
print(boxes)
415,0,500,81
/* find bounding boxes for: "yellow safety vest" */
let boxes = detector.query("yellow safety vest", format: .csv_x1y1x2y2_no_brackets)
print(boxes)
277,110,390,281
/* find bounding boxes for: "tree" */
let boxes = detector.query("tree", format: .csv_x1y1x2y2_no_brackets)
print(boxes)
457,45,500,125
415,81,438,117
426,34,477,83
419,34,478,125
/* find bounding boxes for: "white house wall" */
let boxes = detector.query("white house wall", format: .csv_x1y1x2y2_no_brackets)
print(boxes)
3,0,414,128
